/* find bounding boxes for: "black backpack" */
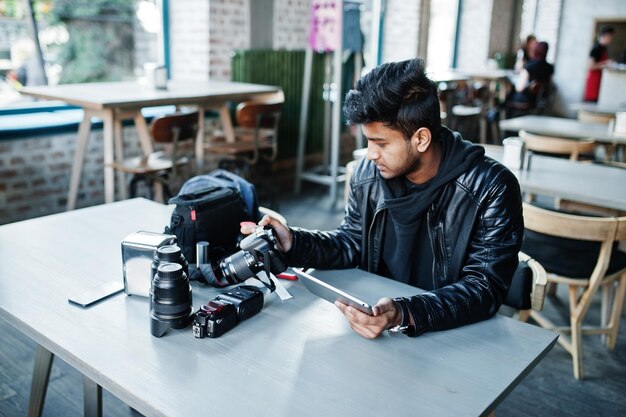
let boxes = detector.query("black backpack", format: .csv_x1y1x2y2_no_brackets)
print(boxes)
166,171,258,264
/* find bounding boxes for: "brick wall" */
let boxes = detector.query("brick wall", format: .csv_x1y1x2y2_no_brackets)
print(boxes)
0,128,139,225
533,0,562,64
169,0,210,81
209,0,251,80
381,0,421,63
274,0,311,50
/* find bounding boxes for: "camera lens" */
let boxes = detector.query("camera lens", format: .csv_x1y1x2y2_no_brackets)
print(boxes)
152,245,189,281
219,251,257,282
150,263,193,337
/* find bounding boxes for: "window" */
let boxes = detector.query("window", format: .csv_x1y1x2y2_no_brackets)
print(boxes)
426,0,459,71
0,0,161,109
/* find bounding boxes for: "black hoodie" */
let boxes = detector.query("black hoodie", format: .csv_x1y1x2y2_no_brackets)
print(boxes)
379,128,484,288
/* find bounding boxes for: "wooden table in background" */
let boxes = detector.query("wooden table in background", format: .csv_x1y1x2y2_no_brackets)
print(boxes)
21,80,279,210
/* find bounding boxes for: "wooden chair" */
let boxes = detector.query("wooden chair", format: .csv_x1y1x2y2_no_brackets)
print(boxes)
519,129,596,161
577,110,614,124
110,111,198,202
206,91,284,177
502,252,548,322
521,202,626,379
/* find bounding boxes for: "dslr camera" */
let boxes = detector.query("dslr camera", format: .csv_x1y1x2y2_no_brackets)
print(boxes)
215,225,287,286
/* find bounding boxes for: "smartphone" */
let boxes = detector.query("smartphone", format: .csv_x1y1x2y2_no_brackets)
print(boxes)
68,281,125,308
292,268,374,315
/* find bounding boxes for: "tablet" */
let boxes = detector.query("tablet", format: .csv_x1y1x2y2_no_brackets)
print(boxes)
292,268,373,315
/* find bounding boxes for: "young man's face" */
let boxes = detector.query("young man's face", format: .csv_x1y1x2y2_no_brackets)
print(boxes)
600,33,613,46
363,122,421,180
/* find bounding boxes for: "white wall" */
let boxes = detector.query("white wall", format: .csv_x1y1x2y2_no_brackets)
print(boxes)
554,0,626,115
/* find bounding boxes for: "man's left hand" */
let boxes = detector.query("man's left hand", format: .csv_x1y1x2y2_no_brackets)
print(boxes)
335,297,401,339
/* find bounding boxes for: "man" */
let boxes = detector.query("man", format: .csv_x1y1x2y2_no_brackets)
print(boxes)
243,58,524,338
584,25,615,102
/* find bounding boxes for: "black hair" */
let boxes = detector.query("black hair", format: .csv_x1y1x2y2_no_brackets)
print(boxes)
343,58,441,141
600,25,615,36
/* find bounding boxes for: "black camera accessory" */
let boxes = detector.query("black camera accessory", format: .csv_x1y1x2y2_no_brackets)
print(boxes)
151,244,189,282
150,263,193,337
216,226,288,291
192,300,238,338
215,285,264,322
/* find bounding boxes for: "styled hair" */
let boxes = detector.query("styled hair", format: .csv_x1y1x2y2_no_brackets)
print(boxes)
343,58,441,140
533,41,549,61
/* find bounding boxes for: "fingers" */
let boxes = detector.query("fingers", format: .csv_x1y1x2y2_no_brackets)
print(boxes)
372,297,397,317
335,301,386,339
239,215,279,234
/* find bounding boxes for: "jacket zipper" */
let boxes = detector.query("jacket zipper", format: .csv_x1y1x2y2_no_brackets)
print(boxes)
367,207,384,272
427,209,437,289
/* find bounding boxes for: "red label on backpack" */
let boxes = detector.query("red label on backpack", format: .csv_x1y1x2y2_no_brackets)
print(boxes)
191,209,196,221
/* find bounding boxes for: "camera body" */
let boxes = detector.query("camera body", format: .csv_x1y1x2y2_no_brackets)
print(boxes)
192,285,264,338
216,226,287,284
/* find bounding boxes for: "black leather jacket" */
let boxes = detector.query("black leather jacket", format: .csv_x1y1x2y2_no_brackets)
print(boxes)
286,153,524,336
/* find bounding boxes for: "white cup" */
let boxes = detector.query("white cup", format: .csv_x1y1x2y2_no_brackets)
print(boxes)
154,65,168,90
502,137,526,170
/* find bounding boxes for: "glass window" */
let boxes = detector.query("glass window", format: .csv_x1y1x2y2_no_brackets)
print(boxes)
0,0,161,109
426,0,459,71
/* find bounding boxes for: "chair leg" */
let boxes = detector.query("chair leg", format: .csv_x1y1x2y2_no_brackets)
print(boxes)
601,281,615,345
606,273,626,349
571,315,584,379
517,309,530,322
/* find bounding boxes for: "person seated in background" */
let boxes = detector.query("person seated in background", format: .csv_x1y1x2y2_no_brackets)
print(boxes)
584,25,615,102
514,34,537,73
243,58,524,339
511,41,554,107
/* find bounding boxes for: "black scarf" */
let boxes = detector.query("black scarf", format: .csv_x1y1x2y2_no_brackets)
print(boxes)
380,127,484,284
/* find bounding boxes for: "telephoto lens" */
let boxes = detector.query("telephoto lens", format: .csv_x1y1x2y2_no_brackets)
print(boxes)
150,263,193,337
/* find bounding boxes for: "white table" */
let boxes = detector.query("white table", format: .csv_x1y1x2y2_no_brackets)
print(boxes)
0,199,558,417
21,80,279,210
499,115,626,145
570,101,626,117
484,146,626,213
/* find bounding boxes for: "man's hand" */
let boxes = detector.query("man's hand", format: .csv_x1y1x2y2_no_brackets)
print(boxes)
240,214,293,252
335,297,402,339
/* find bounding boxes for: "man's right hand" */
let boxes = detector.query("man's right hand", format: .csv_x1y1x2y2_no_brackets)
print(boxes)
240,214,293,252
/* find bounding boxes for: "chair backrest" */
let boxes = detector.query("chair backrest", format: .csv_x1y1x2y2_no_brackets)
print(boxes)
519,130,595,161
522,202,626,284
577,110,613,124
151,111,199,144
518,252,548,311
236,101,283,129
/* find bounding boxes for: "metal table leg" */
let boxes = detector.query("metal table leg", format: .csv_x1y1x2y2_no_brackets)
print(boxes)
83,375,103,417
27,345,53,417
